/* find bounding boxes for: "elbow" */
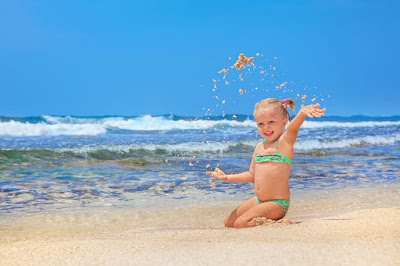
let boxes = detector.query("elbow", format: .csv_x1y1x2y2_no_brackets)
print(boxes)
248,171,255,182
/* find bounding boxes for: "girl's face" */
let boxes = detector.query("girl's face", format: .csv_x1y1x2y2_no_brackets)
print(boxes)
254,108,287,142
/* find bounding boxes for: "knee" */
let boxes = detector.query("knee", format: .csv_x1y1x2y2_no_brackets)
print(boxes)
224,216,235,228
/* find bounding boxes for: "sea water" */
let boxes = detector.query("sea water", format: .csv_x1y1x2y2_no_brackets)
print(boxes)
0,114,399,218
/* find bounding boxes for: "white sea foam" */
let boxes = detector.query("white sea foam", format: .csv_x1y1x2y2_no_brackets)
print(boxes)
52,134,400,155
99,115,254,131
0,121,106,137
0,115,253,136
0,115,399,136
295,134,400,150
302,120,400,129
42,115,400,130
58,142,236,154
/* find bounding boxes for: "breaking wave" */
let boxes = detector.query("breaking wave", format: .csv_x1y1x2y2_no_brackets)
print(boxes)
0,115,399,137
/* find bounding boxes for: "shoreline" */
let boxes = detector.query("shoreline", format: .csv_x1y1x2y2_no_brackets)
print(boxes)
1,181,398,223
1,184,399,265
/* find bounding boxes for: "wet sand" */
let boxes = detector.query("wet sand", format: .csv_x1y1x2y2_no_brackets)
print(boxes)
1,185,399,265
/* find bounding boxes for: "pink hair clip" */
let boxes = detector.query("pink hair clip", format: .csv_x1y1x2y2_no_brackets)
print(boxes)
281,99,289,104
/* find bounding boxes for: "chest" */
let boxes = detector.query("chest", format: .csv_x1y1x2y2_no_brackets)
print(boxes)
255,144,292,166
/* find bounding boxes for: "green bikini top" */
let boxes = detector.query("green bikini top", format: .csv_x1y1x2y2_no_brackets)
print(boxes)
255,139,292,166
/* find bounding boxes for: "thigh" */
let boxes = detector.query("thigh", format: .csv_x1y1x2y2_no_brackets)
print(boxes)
225,197,258,228
234,201,285,228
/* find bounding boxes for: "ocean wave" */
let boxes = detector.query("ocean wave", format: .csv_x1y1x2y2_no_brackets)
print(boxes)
0,134,398,167
66,134,398,154
302,120,400,129
2,133,398,158
0,115,255,136
42,115,400,130
42,115,255,130
295,134,400,150
0,120,106,137
99,116,254,131
0,142,236,165
0,115,399,137
58,142,235,154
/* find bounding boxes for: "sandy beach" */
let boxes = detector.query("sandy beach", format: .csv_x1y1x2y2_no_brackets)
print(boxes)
1,185,399,265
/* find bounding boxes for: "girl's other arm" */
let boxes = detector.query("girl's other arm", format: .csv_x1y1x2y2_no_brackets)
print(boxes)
283,103,326,145
224,171,254,183
207,168,254,183
206,145,258,183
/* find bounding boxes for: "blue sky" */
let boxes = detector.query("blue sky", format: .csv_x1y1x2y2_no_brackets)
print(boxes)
0,0,399,117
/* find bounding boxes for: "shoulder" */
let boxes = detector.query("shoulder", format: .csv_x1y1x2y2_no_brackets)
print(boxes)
254,141,263,152
251,141,263,159
255,141,264,148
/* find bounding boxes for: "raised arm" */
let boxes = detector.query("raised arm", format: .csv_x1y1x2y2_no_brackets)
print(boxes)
282,103,326,145
206,144,258,183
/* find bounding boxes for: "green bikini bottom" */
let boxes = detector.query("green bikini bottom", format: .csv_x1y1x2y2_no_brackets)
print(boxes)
255,196,290,215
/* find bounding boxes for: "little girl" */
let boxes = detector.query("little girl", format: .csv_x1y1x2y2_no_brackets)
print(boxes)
207,98,326,228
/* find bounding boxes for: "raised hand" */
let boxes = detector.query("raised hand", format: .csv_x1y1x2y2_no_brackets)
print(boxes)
300,103,326,118
206,168,228,181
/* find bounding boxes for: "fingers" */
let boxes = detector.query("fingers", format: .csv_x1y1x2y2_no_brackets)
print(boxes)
308,110,325,118
206,170,225,180
214,175,227,181
314,107,326,115
314,107,326,113
207,172,218,178
304,104,326,118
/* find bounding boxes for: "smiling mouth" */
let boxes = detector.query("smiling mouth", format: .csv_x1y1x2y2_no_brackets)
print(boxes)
265,131,273,137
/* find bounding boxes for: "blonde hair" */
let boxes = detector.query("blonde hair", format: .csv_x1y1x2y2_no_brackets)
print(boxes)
253,98,295,121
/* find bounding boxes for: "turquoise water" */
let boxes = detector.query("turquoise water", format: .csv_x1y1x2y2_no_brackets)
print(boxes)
0,114,399,216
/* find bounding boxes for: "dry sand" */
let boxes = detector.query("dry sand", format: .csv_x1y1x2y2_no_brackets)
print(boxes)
1,185,399,265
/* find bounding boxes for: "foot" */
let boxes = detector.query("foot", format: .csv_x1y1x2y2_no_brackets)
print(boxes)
280,218,294,224
252,217,294,226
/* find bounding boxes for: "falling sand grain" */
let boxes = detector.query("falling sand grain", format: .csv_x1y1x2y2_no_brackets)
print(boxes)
218,69,228,75
209,179,216,189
